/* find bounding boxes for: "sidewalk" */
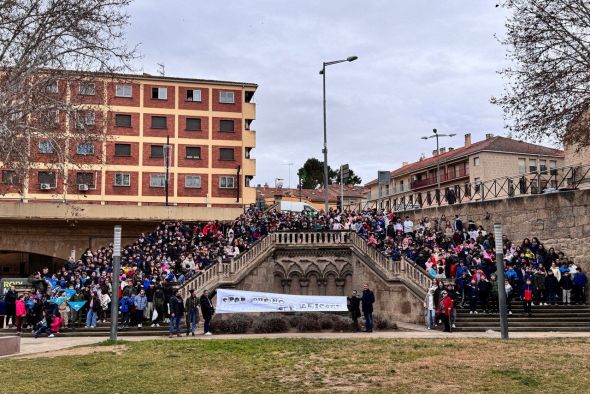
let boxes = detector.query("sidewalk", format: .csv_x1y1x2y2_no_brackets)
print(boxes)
3,327,590,359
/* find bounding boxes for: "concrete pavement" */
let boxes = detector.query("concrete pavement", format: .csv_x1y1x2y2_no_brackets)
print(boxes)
3,325,590,359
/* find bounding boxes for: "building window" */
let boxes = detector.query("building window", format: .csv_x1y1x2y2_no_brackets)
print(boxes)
114,173,130,187
220,119,235,132
549,160,558,175
219,148,234,161
149,174,166,187
1,170,15,184
76,172,95,187
529,159,537,173
219,91,235,104
186,89,201,102
76,111,95,127
38,140,55,154
539,159,547,174
38,171,56,188
186,118,201,131
79,82,96,96
186,146,201,159
115,84,132,98
185,175,201,188
114,143,131,157
473,157,480,166
46,110,59,125
77,143,94,155
220,176,235,189
151,87,168,100
115,114,132,127
474,177,481,193
151,116,167,129
150,145,164,158
518,158,526,174
46,81,58,94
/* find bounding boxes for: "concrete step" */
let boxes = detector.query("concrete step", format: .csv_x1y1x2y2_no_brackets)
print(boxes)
452,327,590,332
457,321,590,327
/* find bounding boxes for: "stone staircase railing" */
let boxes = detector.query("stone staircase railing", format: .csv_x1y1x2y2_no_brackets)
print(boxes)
179,231,432,299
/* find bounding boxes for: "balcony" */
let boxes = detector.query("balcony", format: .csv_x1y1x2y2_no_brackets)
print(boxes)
243,158,256,176
243,129,256,148
410,168,469,190
243,102,256,120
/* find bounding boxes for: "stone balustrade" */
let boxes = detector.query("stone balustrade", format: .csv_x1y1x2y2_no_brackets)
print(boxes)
179,230,432,299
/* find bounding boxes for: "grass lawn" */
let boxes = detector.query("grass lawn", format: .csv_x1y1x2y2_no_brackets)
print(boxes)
1,337,589,393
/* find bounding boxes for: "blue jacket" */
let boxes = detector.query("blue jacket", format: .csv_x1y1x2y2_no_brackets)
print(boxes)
134,294,148,310
573,273,588,287
120,297,133,313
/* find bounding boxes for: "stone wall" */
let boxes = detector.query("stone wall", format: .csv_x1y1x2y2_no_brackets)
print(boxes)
406,189,590,269
231,246,425,324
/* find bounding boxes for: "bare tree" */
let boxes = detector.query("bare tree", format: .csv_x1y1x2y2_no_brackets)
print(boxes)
492,0,590,149
0,0,137,194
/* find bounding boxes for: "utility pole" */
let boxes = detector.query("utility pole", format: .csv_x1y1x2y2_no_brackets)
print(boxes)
494,223,509,340
110,225,122,341
281,163,294,189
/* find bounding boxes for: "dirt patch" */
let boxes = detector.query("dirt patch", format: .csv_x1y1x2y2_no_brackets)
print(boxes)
15,344,127,359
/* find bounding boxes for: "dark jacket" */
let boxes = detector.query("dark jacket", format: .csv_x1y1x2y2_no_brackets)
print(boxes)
185,296,200,315
560,276,573,291
347,295,361,319
169,295,183,317
4,290,17,307
361,289,375,315
200,295,215,320
545,274,559,292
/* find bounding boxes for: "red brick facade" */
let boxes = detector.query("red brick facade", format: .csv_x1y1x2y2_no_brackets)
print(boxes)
212,117,242,141
212,88,242,112
177,144,208,168
142,113,175,138
142,172,174,197
178,115,208,139
211,174,238,198
105,171,139,196
178,86,209,111
105,141,139,165
107,82,141,107
177,173,208,197
143,84,175,109
109,111,140,136
212,146,242,169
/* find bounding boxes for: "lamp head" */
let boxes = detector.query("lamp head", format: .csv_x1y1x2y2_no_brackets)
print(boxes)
421,137,428,140
347,56,358,62
433,128,438,134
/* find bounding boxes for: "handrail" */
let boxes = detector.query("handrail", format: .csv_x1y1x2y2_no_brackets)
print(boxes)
179,230,432,299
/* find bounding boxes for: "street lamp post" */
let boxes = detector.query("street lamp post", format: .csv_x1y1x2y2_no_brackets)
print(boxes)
421,129,456,201
320,55,358,213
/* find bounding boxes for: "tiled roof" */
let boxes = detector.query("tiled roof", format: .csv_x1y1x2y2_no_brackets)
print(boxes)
365,136,564,186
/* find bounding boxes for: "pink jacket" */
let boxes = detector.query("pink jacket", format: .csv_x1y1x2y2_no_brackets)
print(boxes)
16,300,26,317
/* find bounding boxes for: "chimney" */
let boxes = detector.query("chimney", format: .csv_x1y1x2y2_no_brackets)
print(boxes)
485,133,494,139
432,149,438,157
464,133,472,147
402,161,409,166
448,147,454,152
439,147,446,154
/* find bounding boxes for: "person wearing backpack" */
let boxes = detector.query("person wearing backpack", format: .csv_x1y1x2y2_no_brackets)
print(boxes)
120,294,133,329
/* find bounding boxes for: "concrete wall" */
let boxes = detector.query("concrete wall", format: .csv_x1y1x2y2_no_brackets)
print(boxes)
406,189,590,269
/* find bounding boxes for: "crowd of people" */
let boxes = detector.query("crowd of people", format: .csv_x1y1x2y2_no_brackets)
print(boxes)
1,206,587,336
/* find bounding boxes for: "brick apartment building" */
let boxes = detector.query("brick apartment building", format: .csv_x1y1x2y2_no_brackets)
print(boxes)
365,133,565,210
0,73,258,207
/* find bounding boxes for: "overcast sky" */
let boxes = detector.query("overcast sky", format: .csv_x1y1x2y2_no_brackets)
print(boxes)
126,0,512,187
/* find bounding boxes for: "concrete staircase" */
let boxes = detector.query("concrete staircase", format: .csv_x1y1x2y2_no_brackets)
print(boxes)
454,301,590,332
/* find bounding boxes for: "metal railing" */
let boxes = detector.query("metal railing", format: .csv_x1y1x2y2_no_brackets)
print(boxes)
373,163,590,212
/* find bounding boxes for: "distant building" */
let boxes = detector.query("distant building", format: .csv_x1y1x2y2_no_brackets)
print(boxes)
365,133,565,210
256,184,367,211
0,72,258,207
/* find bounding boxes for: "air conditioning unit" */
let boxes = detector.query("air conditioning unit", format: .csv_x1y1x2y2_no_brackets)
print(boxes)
40,183,51,190
78,184,89,191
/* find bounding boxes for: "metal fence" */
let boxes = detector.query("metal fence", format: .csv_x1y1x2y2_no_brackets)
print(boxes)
369,163,590,212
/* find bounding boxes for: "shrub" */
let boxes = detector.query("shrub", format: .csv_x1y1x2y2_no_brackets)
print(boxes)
209,314,253,334
319,316,334,330
253,317,289,333
297,316,321,332
332,316,353,332
373,314,397,331
288,315,302,328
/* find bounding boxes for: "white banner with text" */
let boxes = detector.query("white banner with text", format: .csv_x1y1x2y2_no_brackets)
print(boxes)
215,289,348,313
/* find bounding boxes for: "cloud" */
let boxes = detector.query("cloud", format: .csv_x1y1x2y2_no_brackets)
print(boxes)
126,0,512,185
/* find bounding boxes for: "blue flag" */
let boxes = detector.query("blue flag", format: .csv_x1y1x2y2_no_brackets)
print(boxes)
68,301,87,312
49,297,67,305
64,289,76,298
